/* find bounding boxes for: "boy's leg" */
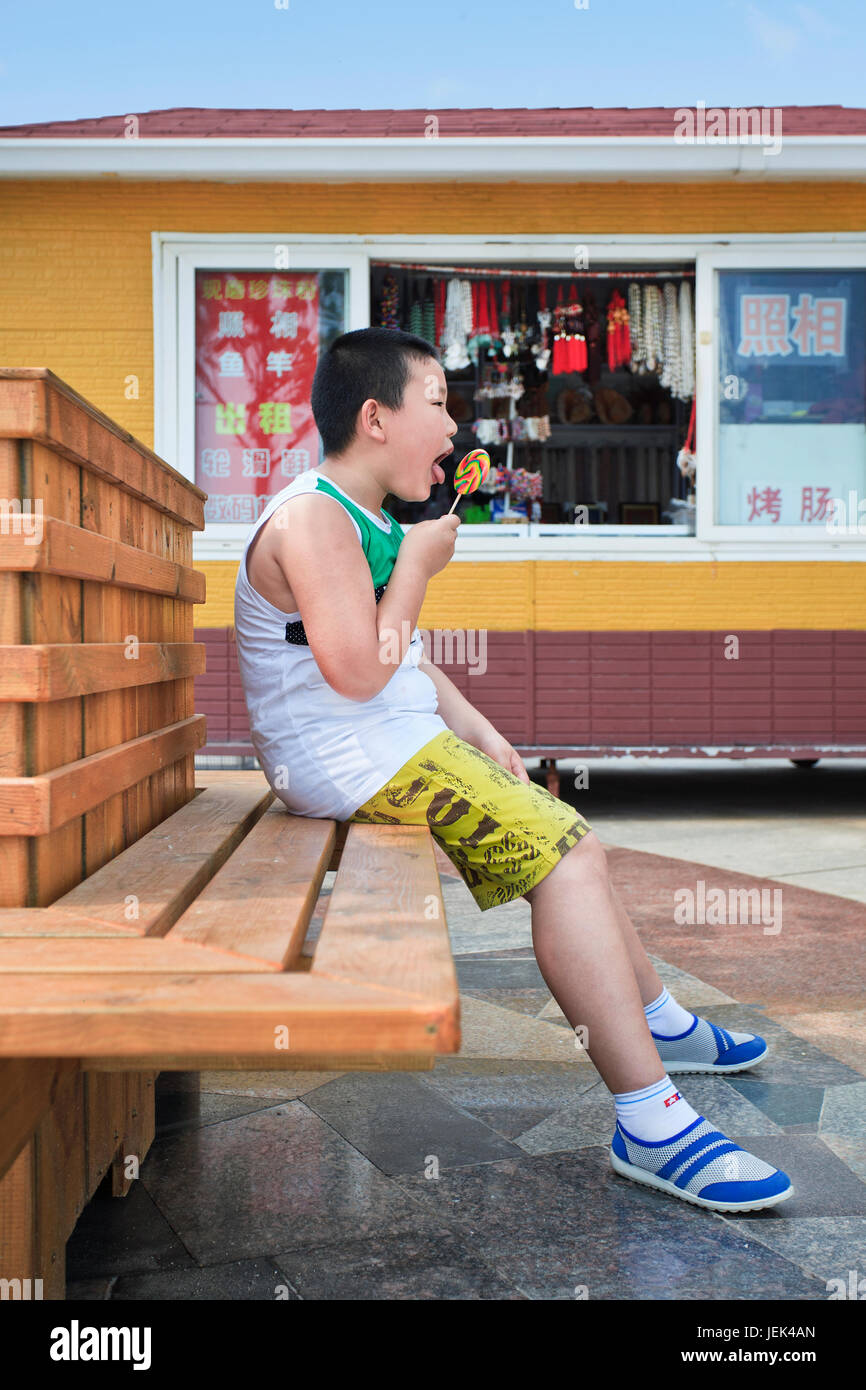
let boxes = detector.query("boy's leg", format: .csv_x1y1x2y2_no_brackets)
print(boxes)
523,830,667,1095
607,882,667,1007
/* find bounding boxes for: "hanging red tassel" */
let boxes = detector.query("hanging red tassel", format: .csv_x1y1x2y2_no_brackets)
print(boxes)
471,280,481,336
434,278,446,348
478,280,491,337
489,279,500,337
606,290,631,370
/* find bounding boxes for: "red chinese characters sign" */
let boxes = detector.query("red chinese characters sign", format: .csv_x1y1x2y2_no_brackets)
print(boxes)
745,485,836,524
736,292,847,360
195,272,321,521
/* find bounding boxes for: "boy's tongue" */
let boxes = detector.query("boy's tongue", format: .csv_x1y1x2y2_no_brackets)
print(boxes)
431,460,446,485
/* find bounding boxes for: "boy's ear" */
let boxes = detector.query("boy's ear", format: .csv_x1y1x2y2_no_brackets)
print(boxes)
358,396,386,441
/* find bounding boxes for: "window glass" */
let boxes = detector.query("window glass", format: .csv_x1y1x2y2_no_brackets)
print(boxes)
718,269,866,525
195,269,346,521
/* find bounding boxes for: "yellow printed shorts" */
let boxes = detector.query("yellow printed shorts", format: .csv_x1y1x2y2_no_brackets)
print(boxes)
349,729,593,912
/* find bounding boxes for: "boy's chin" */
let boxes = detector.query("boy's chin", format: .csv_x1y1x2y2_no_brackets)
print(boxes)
393,482,433,503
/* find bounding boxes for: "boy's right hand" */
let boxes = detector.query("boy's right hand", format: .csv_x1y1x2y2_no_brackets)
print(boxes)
399,513,461,579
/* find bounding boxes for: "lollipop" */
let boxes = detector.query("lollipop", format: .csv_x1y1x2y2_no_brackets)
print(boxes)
447,449,491,515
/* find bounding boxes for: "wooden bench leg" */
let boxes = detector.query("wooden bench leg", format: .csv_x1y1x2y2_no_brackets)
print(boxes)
0,1068,159,1301
0,1139,43,1298
110,1072,157,1197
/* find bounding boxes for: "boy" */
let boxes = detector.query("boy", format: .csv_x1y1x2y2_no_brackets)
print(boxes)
233,326,793,1213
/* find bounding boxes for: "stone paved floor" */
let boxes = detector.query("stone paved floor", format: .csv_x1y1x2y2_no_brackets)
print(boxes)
65,759,866,1300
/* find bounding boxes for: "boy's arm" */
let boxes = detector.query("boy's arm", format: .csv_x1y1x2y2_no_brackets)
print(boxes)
418,653,530,784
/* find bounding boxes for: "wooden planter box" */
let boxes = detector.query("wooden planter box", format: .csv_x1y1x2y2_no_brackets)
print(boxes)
0,368,207,1299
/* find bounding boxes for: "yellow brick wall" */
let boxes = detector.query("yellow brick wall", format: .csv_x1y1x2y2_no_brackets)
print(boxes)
198,558,866,630
3,177,866,446
4,175,866,633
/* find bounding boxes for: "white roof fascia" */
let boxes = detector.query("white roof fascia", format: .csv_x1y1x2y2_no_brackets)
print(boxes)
0,135,865,180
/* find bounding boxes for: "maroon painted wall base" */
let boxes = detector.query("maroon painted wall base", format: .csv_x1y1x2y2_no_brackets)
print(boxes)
194,627,866,761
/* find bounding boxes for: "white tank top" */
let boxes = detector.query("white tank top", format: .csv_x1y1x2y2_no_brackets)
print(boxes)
232,468,449,820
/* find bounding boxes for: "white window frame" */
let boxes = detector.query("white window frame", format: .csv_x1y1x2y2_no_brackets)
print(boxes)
152,232,866,562
697,244,866,543
153,235,370,546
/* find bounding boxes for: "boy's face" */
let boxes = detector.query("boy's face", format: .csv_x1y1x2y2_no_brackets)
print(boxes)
380,357,458,501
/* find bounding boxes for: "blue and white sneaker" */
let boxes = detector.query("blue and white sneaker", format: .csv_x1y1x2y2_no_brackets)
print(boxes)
651,1015,768,1074
610,1114,794,1212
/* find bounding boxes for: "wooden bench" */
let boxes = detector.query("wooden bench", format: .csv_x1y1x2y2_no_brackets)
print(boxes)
0,774,458,1299
0,771,457,1067
0,367,458,1301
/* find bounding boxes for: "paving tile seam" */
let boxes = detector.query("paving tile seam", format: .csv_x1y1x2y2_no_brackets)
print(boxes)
264,1257,305,1299
768,863,866,878
716,1216,856,1291
137,1177,205,1270
271,1232,528,1301
758,1009,866,1078
155,1097,306,1137
294,1092,525,1178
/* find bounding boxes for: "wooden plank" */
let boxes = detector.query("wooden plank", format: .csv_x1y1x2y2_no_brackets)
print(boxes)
312,823,456,1001
84,1071,125,1196
0,643,206,701
0,939,282,971
0,909,142,936
0,517,205,601
33,1066,86,1299
172,506,197,809
89,1053,436,1072
0,1058,79,1181
0,972,460,1058
0,713,207,835
195,770,271,789
0,371,206,529
0,1140,37,1289
328,818,349,872
167,803,334,968
0,442,29,906
27,440,84,905
81,466,128,875
111,1072,157,1197
122,487,148,853
53,780,274,934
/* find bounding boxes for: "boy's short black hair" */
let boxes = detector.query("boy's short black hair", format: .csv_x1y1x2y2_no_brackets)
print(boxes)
311,326,440,457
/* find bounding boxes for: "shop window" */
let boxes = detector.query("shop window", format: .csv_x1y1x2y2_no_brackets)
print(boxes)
718,269,866,526
194,268,347,523
370,261,696,529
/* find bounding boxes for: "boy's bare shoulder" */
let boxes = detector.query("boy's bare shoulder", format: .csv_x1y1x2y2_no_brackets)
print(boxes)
247,489,364,615
268,487,363,551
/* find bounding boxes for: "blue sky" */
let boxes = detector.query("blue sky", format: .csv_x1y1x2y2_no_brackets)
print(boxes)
0,0,863,126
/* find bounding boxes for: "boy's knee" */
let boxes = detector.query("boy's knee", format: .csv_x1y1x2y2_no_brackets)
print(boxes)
568,829,609,881
525,829,608,901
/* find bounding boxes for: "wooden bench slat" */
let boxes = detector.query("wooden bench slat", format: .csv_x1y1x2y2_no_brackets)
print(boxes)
0,518,205,601
0,908,142,936
0,714,207,835
0,972,457,1057
0,940,281,971
0,643,206,702
312,823,457,1002
166,802,333,969
51,780,274,935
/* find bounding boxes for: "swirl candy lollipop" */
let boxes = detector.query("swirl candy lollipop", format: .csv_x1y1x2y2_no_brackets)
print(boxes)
447,449,491,515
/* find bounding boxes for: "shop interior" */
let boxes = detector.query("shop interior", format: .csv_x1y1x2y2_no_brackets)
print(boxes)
370,259,697,528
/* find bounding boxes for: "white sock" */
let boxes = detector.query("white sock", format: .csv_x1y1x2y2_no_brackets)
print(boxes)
643,985,695,1038
613,1074,702,1142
